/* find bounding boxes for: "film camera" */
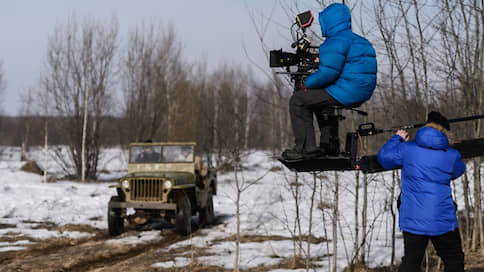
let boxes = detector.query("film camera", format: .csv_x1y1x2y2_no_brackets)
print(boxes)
270,11,319,90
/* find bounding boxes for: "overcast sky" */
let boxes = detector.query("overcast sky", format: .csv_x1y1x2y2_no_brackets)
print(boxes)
0,0,324,115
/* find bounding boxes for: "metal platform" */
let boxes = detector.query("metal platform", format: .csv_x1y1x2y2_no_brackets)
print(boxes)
278,137,484,173
277,156,355,172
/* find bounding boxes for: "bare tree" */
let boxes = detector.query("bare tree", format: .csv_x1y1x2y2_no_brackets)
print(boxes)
439,0,484,251
332,171,339,272
120,23,187,142
42,16,118,179
18,88,36,161
231,149,268,272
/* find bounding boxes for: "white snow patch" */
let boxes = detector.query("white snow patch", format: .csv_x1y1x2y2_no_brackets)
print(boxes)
107,231,162,245
152,257,192,268
269,270,307,272
0,240,33,247
0,246,27,252
0,225,93,240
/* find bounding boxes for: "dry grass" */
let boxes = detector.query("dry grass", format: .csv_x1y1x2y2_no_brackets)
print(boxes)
20,160,43,175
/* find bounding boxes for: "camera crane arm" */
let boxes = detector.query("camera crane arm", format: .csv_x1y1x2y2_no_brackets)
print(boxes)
357,114,484,137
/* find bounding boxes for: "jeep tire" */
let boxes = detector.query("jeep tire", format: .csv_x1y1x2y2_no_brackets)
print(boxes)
175,191,191,235
199,191,214,227
108,196,125,236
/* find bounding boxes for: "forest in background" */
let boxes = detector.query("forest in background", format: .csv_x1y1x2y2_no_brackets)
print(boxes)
0,0,483,263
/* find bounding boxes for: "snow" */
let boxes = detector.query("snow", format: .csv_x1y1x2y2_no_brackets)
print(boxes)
0,147,481,271
152,257,192,268
0,246,27,252
0,225,93,240
107,230,162,245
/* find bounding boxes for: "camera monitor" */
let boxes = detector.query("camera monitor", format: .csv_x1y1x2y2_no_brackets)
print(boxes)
296,11,314,29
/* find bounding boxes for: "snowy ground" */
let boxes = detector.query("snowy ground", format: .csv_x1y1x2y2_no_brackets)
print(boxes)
0,147,481,271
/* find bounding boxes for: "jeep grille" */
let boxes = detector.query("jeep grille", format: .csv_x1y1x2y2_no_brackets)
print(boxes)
129,178,164,201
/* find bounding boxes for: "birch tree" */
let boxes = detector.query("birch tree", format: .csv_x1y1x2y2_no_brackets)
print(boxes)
439,0,484,251
121,24,187,142
42,17,118,179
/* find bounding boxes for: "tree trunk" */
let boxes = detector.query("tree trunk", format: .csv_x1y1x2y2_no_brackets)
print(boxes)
43,118,48,183
234,159,240,272
295,173,303,256
471,157,482,251
354,171,360,268
234,94,240,147
463,171,471,248
244,88,251,150
332,171,339,272
360,172,368,263
81,83,89,182
306,173,318,271
391,170,397,266
21,121,30,161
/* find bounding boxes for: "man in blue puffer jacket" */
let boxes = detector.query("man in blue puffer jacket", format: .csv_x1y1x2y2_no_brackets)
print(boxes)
378,111,465,272
283,3,377,160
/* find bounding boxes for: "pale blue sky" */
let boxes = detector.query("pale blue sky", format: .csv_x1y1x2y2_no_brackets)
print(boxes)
0,0,323,115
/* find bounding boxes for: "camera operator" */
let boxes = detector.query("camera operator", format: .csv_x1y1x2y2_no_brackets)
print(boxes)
377,111,465,271
282,3,377,160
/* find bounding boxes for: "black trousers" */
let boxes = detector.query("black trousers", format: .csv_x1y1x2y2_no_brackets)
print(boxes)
399,228,464,272
289,89,341,153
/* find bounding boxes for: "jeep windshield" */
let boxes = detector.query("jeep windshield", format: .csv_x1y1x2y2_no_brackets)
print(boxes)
130,145,194,163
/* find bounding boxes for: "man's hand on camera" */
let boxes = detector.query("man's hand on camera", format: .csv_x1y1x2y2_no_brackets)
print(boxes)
396,130,409,142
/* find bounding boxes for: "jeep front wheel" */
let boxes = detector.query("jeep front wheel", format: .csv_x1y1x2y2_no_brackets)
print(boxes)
175,191,191,235
199,191,214,227
108,196,124,236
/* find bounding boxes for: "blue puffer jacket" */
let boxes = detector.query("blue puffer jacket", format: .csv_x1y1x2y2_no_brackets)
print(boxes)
305,3,377,106
377,127,466,235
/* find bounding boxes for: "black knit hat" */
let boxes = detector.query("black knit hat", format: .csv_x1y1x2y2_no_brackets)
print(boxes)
427,111,450,131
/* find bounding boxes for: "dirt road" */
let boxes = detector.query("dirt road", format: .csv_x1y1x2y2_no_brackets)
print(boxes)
0,217,237,272
2,220,483,272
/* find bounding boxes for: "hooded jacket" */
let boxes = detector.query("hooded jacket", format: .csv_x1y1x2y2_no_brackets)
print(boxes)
305,3,377,106
377,126,466,235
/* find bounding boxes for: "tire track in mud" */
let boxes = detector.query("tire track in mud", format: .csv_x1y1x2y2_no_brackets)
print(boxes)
76,233,188,272
0,223,109,267
2,230,188,272
1,215,232,272
78,219,230,272
1,229,188,272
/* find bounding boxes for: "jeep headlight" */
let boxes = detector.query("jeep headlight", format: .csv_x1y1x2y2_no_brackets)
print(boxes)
164,180,173,189
121,179,130,189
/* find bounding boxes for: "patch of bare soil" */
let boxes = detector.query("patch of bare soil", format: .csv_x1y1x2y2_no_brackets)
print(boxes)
0,223,16,229
342,250,484,272
98,249,324,272
20,160,43,175
1,229,186,272
2,219,332,272
465,250,484,271
215,233,328,244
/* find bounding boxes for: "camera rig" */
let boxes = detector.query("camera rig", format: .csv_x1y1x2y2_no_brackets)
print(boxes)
269,11,319,92
279,114,484,173
271,11,484,173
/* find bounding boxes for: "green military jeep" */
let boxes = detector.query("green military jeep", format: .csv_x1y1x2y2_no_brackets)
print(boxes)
108,142,217,236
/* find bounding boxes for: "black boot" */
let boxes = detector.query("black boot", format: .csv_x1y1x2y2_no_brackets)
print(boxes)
281,149,304,160
316,109,340,156
282,148,321,160
303,149,322,159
